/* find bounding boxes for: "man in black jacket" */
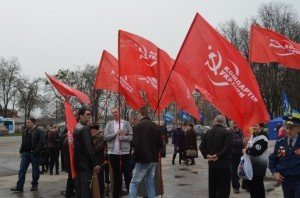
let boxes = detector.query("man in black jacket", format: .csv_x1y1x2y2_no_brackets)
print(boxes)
200,115,232,198
73,108,100,198
229,121,243,194
128,107,163,198
11,118,45,192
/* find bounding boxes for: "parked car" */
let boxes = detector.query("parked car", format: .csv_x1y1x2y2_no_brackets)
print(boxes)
194,125,211,140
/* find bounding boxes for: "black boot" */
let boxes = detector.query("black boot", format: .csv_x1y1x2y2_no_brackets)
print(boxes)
172,153,176,165
179,154,182,164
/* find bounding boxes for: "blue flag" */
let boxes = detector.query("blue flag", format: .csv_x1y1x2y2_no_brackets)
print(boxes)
282,92,300,119
179,110,193,122
163,111,173,124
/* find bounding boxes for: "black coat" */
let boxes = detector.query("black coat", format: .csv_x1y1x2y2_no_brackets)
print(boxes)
185,129,198,158
232,130,243,155
20,126,45,155
73,121,97,171
172,128,185,152
200,124,232,168
132,117,163,164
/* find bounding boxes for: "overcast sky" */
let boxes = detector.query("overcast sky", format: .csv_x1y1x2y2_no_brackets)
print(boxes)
1,0,299,78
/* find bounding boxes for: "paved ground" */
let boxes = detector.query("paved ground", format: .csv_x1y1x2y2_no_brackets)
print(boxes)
0,136,283,197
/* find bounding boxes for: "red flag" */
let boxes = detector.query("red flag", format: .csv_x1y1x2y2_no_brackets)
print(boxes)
94,50,145,110
159,50,200,120
250,25,300,69
63,101,77,179
119,30,158,77
46,73,90,104
173,13,269,136
118,30,173,111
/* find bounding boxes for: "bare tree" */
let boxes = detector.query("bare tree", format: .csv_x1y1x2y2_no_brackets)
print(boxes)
0,57,21,117
16,77,46,123
218,1,300,118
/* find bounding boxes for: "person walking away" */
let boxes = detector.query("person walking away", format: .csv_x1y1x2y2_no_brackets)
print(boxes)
104,107,133,198
229,121,244,194
128,107,163,198
11,118,45,192
73,108,100,198
172,124,185,165
47,124,61,175
90,124,106,198
244,123,268,198
269,116,300,198
200,115,232,198
184,123,198,165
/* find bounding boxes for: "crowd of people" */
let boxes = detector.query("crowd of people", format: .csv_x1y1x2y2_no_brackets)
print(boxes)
199,114,300,198
9,109,300,198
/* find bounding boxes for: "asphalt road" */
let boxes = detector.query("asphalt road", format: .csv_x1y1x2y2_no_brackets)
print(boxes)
0,136,282,197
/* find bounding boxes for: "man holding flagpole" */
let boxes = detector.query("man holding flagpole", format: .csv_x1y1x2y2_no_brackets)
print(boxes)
104,107,133,198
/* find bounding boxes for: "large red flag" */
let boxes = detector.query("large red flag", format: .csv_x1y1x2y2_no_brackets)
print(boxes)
173,13,269,135
119,30,158,77
94,50,145,110
158,49,200,120
63,101,77,179
118,30,173,111
250,25,300,69
46,73,90,104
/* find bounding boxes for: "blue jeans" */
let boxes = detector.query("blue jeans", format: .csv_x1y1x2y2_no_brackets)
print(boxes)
128,162,157,198
17,152,40,188
282,180,300,198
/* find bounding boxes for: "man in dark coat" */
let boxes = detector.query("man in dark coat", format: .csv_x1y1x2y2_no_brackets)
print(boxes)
73,108,100,198
47,124,61,175
200,115,232,198
229,121,243,193
128,107,163,198
11,118,45,192
172,124,185,165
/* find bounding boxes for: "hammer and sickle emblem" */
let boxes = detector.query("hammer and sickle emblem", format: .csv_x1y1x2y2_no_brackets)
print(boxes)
205,51,222,75
269,39,285,49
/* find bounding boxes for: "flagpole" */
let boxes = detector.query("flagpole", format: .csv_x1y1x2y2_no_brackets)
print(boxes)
248,25,254,63
117,30,123,183
157,48,164,198
153,15,198,119
157,48,161,124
